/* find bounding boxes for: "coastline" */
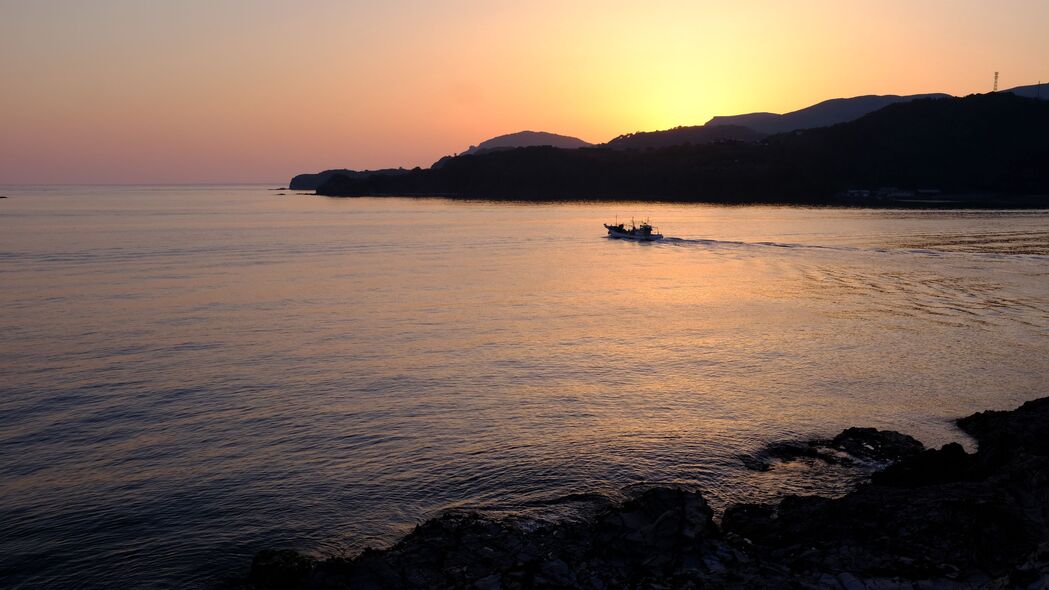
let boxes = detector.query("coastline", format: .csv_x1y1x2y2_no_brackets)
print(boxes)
246,397,1049,589
305,93,1049,208
308,190,1049,210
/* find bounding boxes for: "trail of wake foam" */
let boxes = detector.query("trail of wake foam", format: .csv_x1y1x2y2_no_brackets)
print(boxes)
658,237,1049,261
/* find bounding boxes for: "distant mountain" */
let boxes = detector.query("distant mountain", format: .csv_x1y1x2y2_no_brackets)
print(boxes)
430,131,593,169
317,93,1049,204
302,85,1049,193
707,93,950,134
605,125,764,149
1004,84,1049,100
613,94,952,150
289,168,411,190
462,131,591,155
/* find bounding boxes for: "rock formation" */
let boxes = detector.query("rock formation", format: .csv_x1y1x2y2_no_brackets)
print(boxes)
247,397,1049,589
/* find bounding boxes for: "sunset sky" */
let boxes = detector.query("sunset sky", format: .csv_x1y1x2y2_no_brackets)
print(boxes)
2,0,1047,184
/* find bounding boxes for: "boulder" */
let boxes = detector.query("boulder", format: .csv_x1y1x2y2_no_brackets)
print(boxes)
829,427,925,462
871,442,978,487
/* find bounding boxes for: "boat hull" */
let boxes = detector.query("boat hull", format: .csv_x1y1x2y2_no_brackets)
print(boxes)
607,230,663,241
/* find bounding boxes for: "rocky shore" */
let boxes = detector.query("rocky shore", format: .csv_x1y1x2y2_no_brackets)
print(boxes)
246,397,1049,589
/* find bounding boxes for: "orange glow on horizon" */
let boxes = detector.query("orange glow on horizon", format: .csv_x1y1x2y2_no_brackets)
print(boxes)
2,0,1048,184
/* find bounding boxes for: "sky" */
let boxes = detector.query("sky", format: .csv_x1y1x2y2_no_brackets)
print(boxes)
2,0,1048,184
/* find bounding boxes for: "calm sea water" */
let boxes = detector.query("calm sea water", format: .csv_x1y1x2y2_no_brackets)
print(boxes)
2,186,1048,588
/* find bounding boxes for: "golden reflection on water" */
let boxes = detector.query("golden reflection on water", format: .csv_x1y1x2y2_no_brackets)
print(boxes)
1,187,1048,586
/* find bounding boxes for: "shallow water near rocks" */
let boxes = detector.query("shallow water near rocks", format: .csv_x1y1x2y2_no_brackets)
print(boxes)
1,186,1047,587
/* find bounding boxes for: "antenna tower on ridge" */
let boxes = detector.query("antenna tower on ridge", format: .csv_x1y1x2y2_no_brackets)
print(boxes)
993,71,999,92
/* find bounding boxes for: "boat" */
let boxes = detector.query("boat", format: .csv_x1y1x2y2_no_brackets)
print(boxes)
604,218,664,241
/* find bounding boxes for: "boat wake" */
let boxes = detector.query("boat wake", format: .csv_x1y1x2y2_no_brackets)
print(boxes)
659,236,1049,261
662,237,820,249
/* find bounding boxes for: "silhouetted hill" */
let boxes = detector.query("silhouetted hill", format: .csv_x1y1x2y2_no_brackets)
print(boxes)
463,131,591,155
1005,83,1049,100
707,93,950,134
431,131,592,169
605,125,764,149
317,93,1049,205
289,168,411,190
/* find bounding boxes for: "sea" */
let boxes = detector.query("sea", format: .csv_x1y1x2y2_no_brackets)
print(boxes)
2,185,1047,588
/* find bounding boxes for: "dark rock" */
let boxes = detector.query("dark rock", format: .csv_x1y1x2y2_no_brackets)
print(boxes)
247,396,1049,589
740,439,840,472
536,558,575,586
724,482,1035,579
249,549,315,590
747,427,924,472
719,503,780,544
765,440,828,463
830,427,925,462
473,573,501,590
871,442,977,487
722,398,1049,584
737,453,770,472
957,397,1049,458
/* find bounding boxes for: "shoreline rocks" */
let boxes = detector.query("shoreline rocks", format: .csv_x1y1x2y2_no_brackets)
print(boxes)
247,397,1049,589
739,426,926,472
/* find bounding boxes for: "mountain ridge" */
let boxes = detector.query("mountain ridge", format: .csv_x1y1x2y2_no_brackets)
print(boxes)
290,83,1049,187
1004,83,1049,100
605,125,764,149
463,130,592,155
706,93,951,134
315,92,1049,205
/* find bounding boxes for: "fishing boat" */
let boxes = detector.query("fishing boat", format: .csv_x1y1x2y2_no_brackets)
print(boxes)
604,218,664,241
